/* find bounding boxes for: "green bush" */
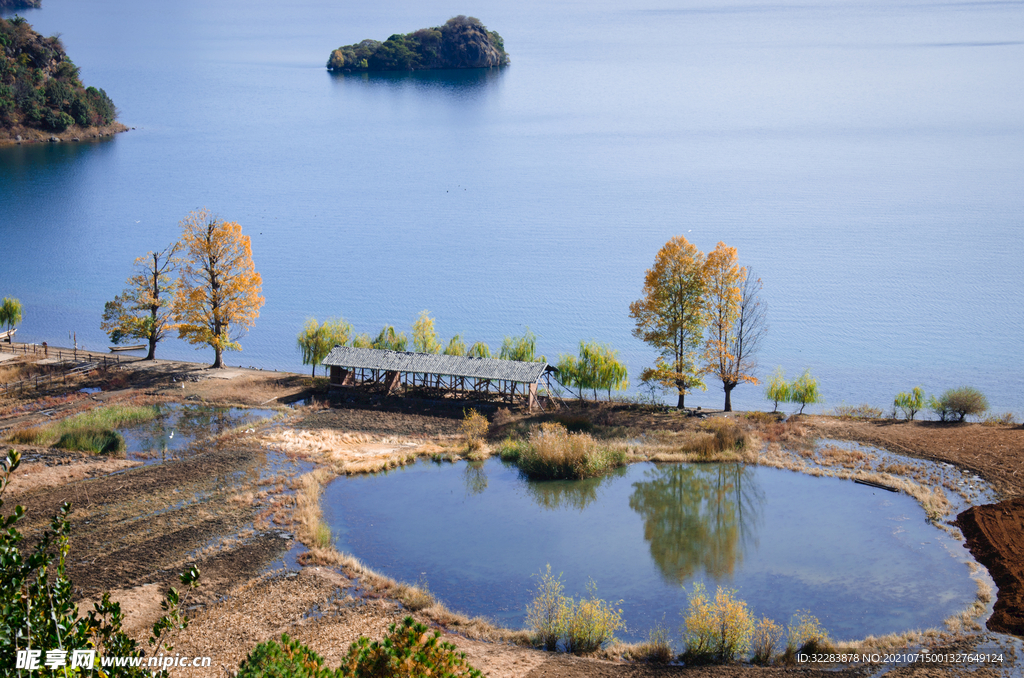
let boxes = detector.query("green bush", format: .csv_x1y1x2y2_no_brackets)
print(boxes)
763,367,789,413
238,634,344,678
526,565,565,651
894,387,925,421
55,427,126,454
929,387,989,422
788,369,823,414
0,449,198,676
524,567,623,655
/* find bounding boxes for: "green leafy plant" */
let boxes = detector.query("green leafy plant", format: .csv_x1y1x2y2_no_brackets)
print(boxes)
788,369,822,414
0,449,199,676
929,386,989,422
339,616,482,677
525,565,565,651
763,367,789,413
894,387,925,421
556,340,629,401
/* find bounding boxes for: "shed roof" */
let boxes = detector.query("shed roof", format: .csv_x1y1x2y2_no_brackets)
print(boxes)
322,346,555,383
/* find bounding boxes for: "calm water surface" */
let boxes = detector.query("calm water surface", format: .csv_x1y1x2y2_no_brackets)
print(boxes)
323,459,977,642
1,0,1022,414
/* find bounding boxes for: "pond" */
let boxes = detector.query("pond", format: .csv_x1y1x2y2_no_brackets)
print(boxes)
118,403,279,463
323,457,980,644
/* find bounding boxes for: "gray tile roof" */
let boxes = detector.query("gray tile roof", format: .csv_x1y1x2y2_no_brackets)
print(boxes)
322,346,554,383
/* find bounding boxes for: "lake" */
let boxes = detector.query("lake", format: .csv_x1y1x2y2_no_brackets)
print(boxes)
1,0,1022,415
322,458,979,643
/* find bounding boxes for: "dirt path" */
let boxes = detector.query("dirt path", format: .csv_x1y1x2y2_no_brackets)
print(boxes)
957,498,1024,636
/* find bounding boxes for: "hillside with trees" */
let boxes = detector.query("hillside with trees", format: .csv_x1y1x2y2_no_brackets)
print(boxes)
0,16,122,142
327,16,509,72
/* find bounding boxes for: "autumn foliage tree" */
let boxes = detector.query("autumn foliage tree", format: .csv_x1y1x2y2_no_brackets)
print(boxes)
630,236,709,409
101,243,179,360
704,246,766,411
172,209,264,369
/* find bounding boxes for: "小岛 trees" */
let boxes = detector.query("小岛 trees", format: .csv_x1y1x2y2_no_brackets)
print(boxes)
0,297,22,339
297,317,352,376
101,243,179,360
630,236,708,409
172,209,264,369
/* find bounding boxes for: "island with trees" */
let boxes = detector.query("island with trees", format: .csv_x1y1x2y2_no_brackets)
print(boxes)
327,16,509,72
0,16,124,144
0,0,41,10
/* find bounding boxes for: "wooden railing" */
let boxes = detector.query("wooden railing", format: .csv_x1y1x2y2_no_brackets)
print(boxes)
0,341,140,395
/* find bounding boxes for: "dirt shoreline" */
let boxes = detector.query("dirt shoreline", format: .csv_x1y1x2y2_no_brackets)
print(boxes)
0,121,129,146
1,347,1022,676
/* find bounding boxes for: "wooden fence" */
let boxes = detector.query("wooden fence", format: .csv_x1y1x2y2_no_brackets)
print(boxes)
0,341,138,395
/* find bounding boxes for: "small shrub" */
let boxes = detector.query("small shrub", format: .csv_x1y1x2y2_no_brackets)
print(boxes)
6,425,46,444
497,437,529,462
831,403,883,420
526,564,565,651
55,427,125,455
750,616,784,665
313,520,332,549
982,412,1018,426
493,407,514,426
680,583,754,664
461,408,489,451
788,369,823,414
623,623,672,662
238,634,343,678
744,411,778,425
787,610,831,655
930,387,989,422
560,580,625,655
340,616,482,677
513,423,624,479
894,387,925,421
763,367,789,413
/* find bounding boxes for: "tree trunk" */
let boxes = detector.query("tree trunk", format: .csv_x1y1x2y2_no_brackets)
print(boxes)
677,391,685,409
723,382,736,412
212,345,223,369
146,337,156,361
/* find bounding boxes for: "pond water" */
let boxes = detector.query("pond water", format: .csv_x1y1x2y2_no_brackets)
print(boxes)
323,458,978,643
118,403,278,463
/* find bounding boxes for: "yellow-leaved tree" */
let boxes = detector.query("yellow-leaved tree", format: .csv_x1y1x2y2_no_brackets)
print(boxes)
703,242,756,412
173,209,264,368
101,243,179,360
629,235,708,409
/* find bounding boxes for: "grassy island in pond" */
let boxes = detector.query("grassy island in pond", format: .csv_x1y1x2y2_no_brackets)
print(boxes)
0,16,122,142
327,15,508,72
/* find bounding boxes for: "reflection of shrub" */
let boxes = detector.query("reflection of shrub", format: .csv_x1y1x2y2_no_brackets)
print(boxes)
750,616,784,665
55,427,125,455
461,408,489,451
513,423,624,479
680,583,754,664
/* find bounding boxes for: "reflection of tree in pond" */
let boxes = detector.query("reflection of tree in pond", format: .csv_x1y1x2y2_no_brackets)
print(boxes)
464,461,488,496
176,404,235,437
523,467,627,512
629,464,763,583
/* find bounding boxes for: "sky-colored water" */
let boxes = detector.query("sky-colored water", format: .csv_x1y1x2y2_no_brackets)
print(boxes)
323,458,977,643
1,0,1022,414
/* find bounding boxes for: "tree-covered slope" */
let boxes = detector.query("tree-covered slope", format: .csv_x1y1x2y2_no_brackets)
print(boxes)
328,16,509,72
0,16,118,134
0,1,42,11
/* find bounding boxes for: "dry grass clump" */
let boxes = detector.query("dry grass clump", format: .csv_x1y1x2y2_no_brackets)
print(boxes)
817,445,870,469
502,423,625,480
685,417,749,459
461,408,489,452
831,404,884,420
611,624,672,662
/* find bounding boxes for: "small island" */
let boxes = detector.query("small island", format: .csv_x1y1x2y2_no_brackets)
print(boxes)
0,1,42,10
327,15,509,72
0,16,125,144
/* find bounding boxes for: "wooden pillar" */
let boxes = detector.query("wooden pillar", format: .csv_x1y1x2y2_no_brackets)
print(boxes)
528,382,538,411
384,370,401,393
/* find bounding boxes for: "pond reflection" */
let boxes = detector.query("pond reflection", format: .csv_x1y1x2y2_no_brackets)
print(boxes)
463,460,488,496
629,464,764,583
119,403,277,463
520,466,628,512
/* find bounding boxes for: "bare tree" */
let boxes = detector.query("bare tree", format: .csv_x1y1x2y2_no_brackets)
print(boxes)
720,270,767,411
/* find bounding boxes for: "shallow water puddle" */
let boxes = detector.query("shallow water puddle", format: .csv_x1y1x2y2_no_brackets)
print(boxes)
323,458,980,644
118,403,278,463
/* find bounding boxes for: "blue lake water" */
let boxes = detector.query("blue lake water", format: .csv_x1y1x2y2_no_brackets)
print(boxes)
1,0,1022,415
322,458,978,643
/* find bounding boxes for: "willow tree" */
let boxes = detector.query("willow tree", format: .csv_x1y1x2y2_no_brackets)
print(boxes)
500,328,545,362
444,334,467,356
412,310,442,354
0,297,23,338
467,341,491,358
172,209,264,369
297,317,352,376
101,243,179,360
373,326,407,351
557,340,629,401
704,246,765,411
630,236,708,409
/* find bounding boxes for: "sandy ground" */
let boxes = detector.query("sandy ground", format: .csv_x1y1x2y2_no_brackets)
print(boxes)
1,349,1022,677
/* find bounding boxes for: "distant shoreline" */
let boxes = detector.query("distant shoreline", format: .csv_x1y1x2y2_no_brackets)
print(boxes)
0,122,129,147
